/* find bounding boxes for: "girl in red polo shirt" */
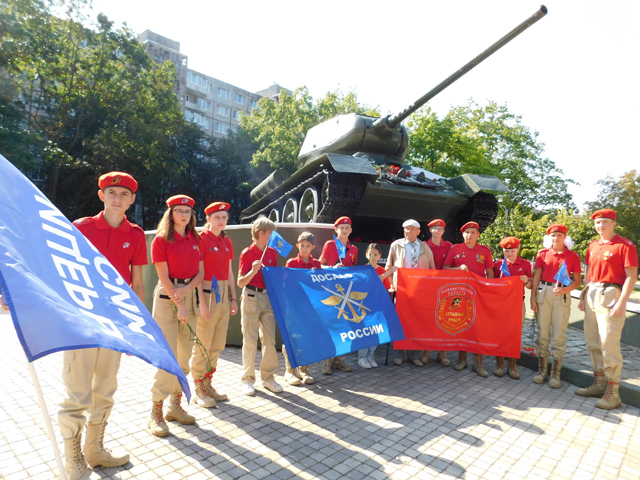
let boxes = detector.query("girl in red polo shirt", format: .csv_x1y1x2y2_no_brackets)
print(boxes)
148,195,209,437
190,201,238,407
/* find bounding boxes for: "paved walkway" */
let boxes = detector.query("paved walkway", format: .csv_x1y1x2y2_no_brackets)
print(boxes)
1,312,640,480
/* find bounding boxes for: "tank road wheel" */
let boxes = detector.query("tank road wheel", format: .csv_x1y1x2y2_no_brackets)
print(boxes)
282,198,298,223
299,187,321,223
268,208,280,223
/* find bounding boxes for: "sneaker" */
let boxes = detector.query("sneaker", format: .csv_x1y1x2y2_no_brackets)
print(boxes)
241,382,255,396
368,356,378,368
358,357,372,369
262,378,283,393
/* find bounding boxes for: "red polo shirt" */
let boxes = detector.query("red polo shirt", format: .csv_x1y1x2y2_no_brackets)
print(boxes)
534,247,581,283
375,265,391,290
151,230,202,279
320,239,358,266
201,230,234,281
494,256,532,279
444,243,494,277
286,254,322,269
74,212,147,285
426,238,452,270
585,234,638,285
239,243,278,289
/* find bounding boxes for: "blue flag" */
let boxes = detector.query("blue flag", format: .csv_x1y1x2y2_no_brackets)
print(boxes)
262,265,405,368
267,231,293,258
554,260,572,287
333,236,347,259
210,275,221,304
500,259,511,277
0,155,191,401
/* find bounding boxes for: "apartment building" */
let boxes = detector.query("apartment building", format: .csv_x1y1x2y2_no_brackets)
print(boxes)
138,30,289,139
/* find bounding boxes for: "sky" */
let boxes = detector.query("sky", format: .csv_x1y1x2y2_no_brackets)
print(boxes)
88,0,639,212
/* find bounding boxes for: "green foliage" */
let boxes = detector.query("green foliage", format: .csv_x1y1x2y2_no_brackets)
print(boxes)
0,0,205,227
482,206,597,262
586,170,640,246
240,87,379,173
407,101,576,212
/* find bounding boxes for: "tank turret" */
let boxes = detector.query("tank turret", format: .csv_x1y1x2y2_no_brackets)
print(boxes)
240,6,548,242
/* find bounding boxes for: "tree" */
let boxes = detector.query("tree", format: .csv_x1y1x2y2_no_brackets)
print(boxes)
1,0,197,226
482,207,597,262
240,87,379,173
406,101,576,212
586,170,640,246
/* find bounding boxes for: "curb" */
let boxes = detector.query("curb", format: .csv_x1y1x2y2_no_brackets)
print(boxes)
518,350,640,409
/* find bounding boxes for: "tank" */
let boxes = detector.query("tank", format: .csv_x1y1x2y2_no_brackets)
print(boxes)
240,6,548,243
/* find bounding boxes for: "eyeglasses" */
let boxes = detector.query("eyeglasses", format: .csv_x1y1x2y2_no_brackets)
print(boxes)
173,209,192,216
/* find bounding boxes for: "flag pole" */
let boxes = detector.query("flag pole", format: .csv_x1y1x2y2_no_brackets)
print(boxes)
260,231,273,263
27,360,68,480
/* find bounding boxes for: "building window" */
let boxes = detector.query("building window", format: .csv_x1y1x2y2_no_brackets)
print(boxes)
235,93,246,105
233,110,241,120
250,99,258,109
187,71,208,89
198,98,212,111
216,105,229,117
218,87,230,99
215,123,229,134
185,110,210,129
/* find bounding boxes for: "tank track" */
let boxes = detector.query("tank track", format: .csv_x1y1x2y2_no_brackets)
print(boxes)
453,191,498,242
241,170,366,224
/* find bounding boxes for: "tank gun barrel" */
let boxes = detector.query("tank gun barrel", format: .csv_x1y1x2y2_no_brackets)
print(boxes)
379,5,548,130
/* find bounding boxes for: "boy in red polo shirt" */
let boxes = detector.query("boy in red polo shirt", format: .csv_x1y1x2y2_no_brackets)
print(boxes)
319,216,358,374
237,216,280,396
493,236,532,379
60,172,146,479
443,221,495,377
530,224,582,388
577,209,638,409
282,231,322,385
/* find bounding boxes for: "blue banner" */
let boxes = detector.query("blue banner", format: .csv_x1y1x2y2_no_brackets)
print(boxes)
267,231,293,258
0,155,191,401
262,265,405,368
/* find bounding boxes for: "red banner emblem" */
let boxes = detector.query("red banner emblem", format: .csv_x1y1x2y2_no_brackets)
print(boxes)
436,284,476,335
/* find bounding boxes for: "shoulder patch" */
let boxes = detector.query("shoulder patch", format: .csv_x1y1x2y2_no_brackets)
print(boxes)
73,217,94,226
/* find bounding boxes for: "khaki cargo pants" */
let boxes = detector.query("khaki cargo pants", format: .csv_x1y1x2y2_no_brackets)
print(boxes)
240,288,278,383
584,285,625,383
535,284,571,361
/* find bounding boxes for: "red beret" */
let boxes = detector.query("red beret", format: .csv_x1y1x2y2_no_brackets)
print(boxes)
500,236,520,249
546,223,567,235
428,219,446,228
205,202,230,215
590,209,616,220
166,195,195,208
460,221,480,233
98,171,138,193
334,216,351,227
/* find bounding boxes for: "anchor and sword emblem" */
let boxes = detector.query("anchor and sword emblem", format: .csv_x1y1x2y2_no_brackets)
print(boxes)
320,282,371,323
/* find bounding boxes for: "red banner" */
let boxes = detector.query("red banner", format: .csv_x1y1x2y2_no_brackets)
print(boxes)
394,269,523,357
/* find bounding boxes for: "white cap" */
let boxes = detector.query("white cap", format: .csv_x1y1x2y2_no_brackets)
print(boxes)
402,219,420,229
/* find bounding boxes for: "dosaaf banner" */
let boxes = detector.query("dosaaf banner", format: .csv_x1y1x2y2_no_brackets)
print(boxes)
394,269,523,357
0,154,191,400
262,265,405,368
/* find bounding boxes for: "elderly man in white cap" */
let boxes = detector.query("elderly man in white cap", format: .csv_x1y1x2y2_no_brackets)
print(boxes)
386,219,435,366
